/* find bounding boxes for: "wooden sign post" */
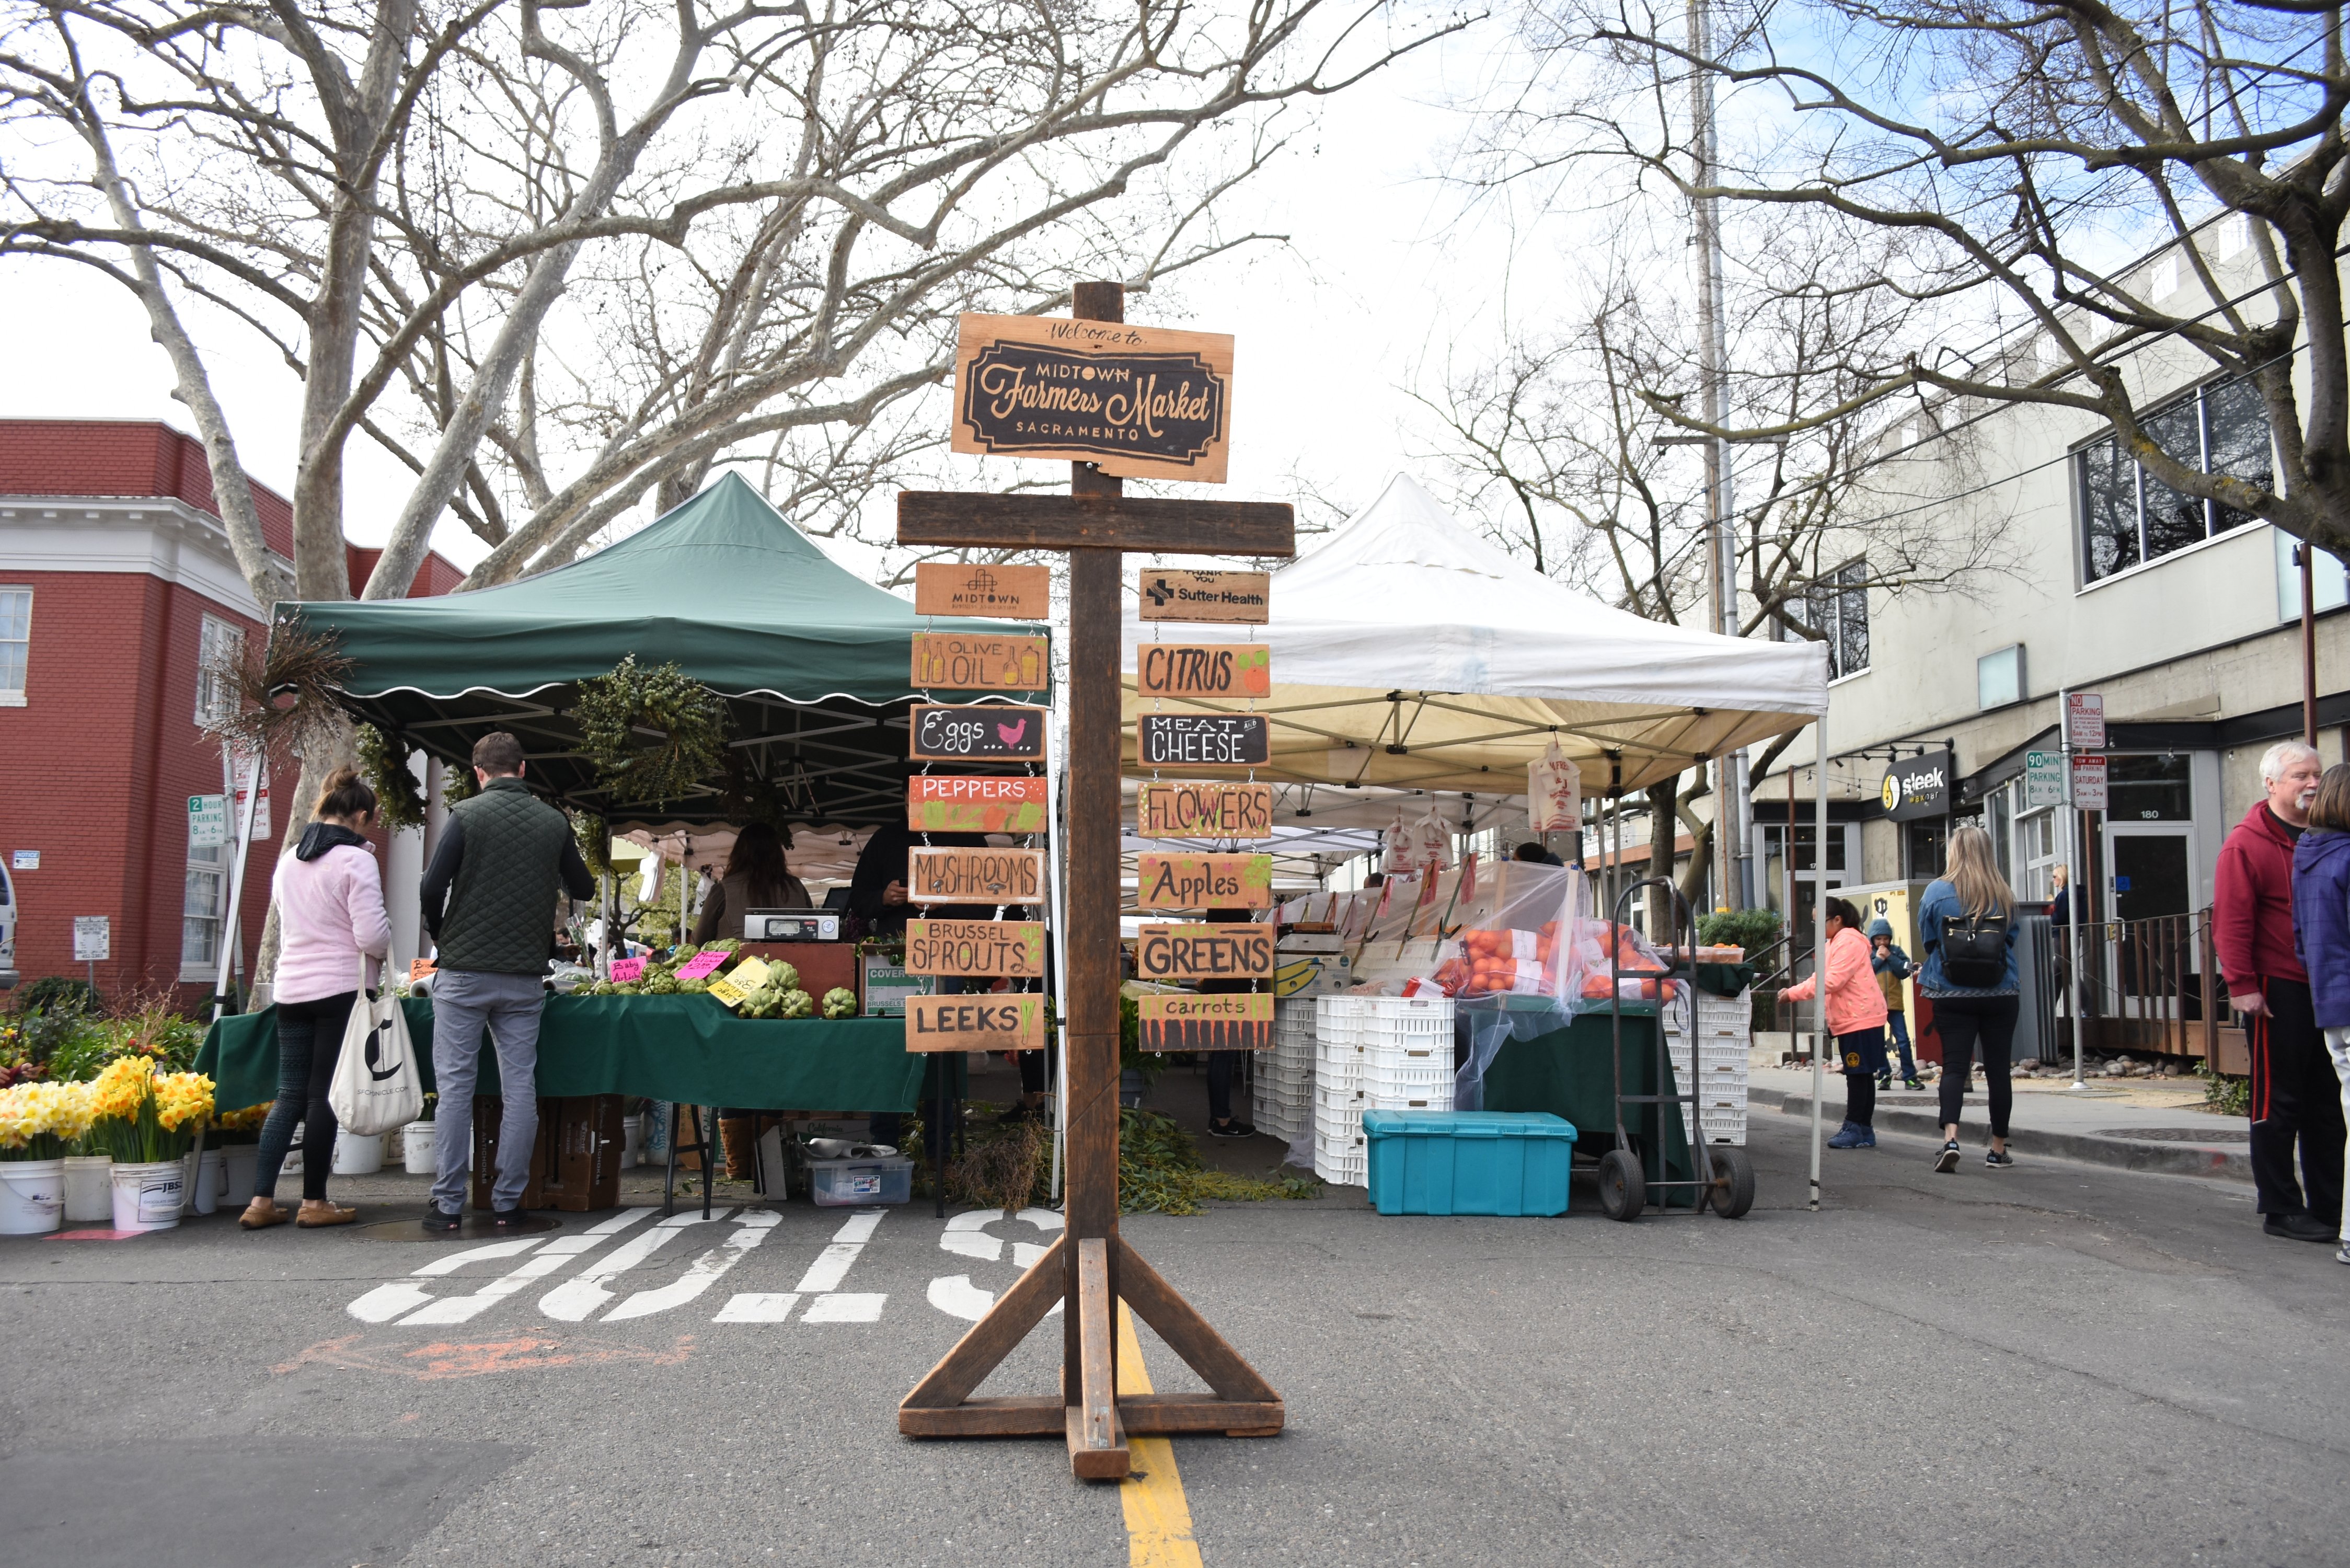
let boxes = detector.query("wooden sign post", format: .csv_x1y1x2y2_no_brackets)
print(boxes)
896,284,1291,1479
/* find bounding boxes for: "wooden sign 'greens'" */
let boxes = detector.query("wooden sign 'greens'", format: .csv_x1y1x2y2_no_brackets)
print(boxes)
905,993,1045,1053
1135,924,1273,982
908,775,1047,833
1135,643,1269,700
905,919,1046,978
1136,993,1273,1052
911,704,1047,762
1134,852,1273,910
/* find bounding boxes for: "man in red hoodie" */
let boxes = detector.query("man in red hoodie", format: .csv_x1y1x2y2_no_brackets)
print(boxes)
2216,740,2342,1242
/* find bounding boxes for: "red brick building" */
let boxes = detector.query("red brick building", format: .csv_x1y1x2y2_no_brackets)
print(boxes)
0,420,459,1007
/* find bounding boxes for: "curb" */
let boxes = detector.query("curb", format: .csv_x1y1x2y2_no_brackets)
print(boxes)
1746,1086,2252,1184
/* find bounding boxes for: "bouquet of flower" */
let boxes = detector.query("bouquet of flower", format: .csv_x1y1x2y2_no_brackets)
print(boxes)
84,1057,215,1164
0,1079,96,1160
210,1101,273,1146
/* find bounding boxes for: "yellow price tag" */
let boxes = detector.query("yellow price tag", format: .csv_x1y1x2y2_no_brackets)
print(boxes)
707,975,749,1009
728,956,771,991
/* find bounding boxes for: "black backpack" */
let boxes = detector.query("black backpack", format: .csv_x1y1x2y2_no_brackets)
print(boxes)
1939,908,2009,988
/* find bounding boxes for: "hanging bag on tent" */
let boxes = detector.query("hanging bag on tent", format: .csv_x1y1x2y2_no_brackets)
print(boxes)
1938,907,2011,990
1529,741,1582,832
328,954,424,1136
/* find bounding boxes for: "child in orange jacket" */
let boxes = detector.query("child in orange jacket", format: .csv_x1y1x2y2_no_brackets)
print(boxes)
1781,896,1890,1149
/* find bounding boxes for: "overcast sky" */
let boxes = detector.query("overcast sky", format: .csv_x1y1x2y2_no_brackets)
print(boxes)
0,17,1569,582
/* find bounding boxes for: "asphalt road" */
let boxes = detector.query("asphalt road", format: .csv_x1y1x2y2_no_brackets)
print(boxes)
3,1113,2345,1567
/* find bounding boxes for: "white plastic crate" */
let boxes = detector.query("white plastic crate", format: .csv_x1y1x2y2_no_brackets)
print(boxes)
1314,1149,1366,1186
1697,1106,1747,1146
1362,1057,1453,1098
1315,995,1366,1046
1359,996,1454,1052
1363,1086,1451,1113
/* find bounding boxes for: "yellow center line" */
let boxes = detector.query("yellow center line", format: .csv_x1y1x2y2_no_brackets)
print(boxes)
1115,1303,1204,1567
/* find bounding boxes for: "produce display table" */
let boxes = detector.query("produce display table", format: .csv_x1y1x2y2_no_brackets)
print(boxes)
197,995,941,1115
1476,1005,1698,1203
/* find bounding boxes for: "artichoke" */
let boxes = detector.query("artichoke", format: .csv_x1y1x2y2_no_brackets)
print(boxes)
766,962,800,993
820,986,859,1020
742,985,783,1019
778,988,815,1020
644,974,681,995
678,977,710,994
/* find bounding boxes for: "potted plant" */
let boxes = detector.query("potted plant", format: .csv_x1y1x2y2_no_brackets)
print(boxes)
0,1079,93,1233
85,1057,213,1232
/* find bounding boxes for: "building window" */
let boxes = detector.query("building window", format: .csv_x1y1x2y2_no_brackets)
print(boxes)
1904,818,1948,880
1779,560,1870,680
1977,644,2024,710
0,587,28,706
2107,754,2191,822
2077,376,2273,583
196,614,244,727
182,843,224,977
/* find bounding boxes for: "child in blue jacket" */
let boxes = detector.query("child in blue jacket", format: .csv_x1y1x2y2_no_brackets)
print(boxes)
1869,918,1925,1091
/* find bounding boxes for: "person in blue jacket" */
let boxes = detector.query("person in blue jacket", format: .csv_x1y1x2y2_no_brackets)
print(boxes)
1868,917,1925,1092
2290,763,2350,1267
1917,825,2022,1172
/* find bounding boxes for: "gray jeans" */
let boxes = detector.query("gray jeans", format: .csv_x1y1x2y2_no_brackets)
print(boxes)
430,969,547,1213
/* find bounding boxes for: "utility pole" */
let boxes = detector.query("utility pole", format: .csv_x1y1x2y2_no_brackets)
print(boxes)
1689,0,1745,908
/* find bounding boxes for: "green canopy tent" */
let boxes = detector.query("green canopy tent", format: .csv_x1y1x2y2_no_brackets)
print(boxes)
279,472,1043,828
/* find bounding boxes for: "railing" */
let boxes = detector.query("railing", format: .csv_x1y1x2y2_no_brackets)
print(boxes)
2055,908,2223,1063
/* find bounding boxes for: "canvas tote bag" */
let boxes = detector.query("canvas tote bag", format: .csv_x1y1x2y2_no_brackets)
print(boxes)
328,955,424,1136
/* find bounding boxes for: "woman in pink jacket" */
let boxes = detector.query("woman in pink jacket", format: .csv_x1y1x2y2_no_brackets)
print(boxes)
239,768,392,1230
1780,895,1891,1150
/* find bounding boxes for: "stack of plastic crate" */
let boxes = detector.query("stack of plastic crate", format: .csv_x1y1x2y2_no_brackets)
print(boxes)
1312,996,1368,1184
1254,998,1318,1142
1665,986,1752,1145
1359,996,1457,1128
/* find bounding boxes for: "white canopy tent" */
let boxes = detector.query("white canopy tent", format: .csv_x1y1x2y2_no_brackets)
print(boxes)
1118,472,1839,1213
1118,474,1827,797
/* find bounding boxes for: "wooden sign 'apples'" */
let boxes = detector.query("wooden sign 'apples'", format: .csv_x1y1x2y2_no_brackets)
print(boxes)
1134,852,1273,910
910,704,1047,763
904,918,1047,978
1138,780,1272,839
913,632,1049,693
914,561,1051,619
1136,993,1273,1052
907,775,1047,833
1134,643,1270,700
908,846,1045,905
1134,924,1273,983
905,993,1046,1053
951,313,1233,483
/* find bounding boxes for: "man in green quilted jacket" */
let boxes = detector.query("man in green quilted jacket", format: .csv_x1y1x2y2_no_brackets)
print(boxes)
419,732,596,1230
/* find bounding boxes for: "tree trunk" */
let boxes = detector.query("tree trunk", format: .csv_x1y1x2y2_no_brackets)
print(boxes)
1646,773,1680,936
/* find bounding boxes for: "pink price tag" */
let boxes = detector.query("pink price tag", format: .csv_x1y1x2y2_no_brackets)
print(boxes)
608,957,646,983
674,951,726,981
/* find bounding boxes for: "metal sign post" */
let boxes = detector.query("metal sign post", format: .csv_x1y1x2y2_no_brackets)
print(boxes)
2057,692,2103,1091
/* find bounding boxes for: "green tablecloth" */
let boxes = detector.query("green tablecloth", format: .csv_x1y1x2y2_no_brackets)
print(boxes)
197,996,934,1115
1478,1008,1697,1202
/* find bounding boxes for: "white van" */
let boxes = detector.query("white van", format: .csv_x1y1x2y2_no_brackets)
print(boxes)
0,861,16,989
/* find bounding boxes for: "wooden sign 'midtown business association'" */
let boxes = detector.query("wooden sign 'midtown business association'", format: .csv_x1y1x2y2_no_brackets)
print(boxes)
951,313,1234,483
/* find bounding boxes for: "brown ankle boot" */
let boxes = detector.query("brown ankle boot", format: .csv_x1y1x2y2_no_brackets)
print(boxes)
720,1116,755,1181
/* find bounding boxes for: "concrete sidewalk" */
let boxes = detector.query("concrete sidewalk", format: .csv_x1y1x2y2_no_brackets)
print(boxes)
1745,1060,2254,1181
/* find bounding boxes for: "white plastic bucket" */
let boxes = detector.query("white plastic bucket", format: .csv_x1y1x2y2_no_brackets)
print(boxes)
0,1158,65,1235
62,1155,113,1223
332,1132,384,1176
178,1148,226,1215
218,1146,259,1207
621,1115,643,1169
403,1121,437,1174
110,1160,185,1231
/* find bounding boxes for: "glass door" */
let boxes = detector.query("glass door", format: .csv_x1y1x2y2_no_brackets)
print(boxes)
2102,823,2196,1021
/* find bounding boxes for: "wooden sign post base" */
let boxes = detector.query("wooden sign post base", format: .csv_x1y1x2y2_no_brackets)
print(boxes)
895,282,1292,1479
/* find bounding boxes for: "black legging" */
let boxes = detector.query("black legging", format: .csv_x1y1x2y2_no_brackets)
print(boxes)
254,990,357,1203
1932,994,2021,1138
1845,1070,1875,1128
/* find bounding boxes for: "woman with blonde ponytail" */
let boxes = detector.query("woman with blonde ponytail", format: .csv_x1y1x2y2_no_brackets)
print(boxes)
1917,824,2021,1173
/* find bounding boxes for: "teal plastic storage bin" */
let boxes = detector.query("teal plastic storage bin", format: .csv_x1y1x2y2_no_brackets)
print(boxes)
1363,1110,1576,1217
